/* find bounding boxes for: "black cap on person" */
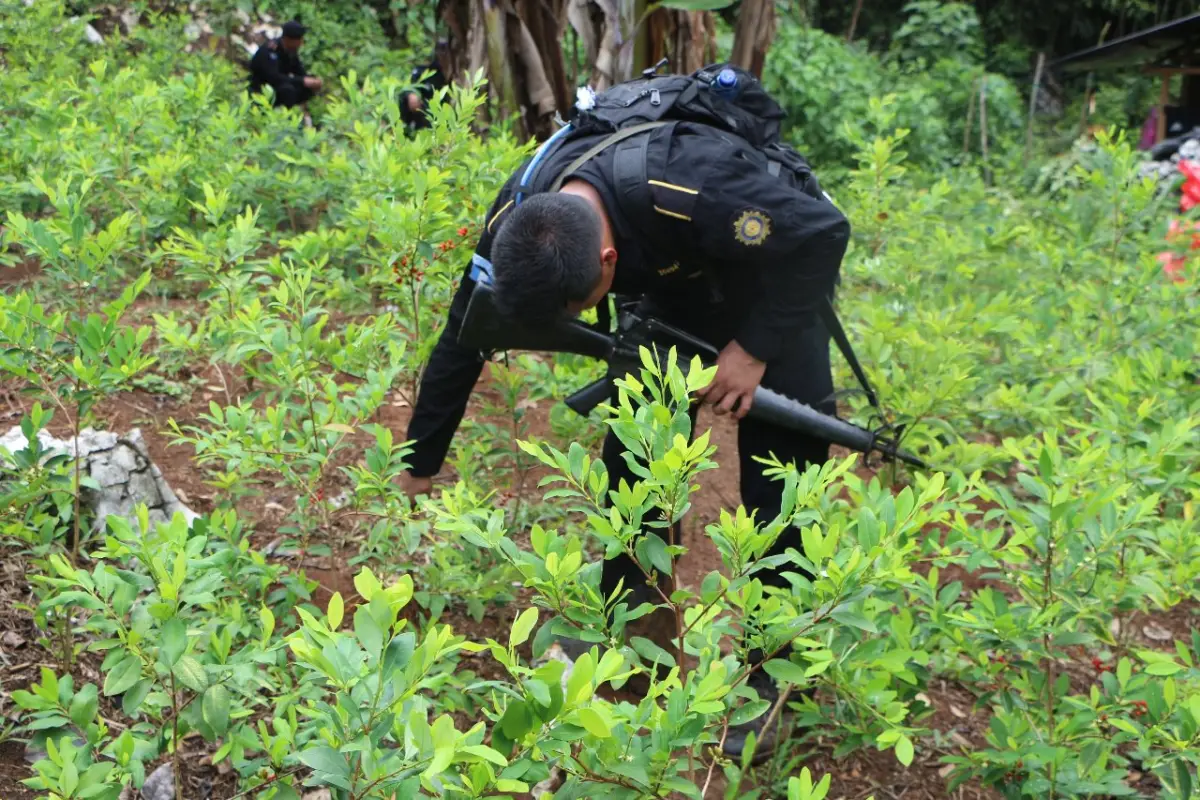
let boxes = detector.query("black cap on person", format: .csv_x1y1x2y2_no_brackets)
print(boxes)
281,20,306,39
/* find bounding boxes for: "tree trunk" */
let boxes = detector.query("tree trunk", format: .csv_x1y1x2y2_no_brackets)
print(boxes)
845,0,864,42
730,0,776,77
438,0,569,140
437,0,720,139
646,7,717,75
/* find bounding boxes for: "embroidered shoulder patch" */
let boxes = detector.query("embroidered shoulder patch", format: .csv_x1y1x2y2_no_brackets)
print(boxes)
733,209,771,246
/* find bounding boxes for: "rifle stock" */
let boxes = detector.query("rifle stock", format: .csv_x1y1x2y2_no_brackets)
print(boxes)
565,376,616,416
458,282,927,470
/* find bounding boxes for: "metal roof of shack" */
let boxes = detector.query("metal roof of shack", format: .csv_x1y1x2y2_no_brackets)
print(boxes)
1049,12,1200,72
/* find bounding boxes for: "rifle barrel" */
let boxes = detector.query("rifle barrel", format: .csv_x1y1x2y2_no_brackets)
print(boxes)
749,387,927,469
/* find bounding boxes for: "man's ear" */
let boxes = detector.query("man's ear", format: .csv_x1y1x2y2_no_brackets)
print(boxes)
600,246,618,273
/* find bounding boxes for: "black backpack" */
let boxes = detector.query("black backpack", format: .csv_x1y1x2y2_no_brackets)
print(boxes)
577,62,785,146
516,62,815,202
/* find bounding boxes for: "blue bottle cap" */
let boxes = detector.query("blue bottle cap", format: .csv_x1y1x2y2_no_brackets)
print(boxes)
716,68,737,88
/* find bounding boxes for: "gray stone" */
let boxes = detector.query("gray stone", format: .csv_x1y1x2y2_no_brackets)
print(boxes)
110,444,140,474
0,426,198,532
127,469,162,507
94,493,137,524
119,8,140,33
92,456,131,489
141,763,175,800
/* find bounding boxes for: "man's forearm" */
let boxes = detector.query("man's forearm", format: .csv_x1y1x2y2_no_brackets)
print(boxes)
404,277,485,477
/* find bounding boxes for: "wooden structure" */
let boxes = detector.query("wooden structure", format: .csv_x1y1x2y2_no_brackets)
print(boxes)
1049,12,1200,144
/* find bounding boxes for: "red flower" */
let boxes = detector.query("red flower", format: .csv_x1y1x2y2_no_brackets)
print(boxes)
458,226,470,237
1158,251,1187,284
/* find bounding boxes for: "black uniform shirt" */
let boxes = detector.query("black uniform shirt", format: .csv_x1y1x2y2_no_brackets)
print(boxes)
248,39,307,98
404,122,850,477
606,122,850,362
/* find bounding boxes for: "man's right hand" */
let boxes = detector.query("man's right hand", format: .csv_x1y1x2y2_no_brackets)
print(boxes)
398,472,432,500
304,76,323,92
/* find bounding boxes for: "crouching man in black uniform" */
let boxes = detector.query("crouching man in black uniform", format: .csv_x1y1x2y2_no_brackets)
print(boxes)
399,119,850,759
248,20,323,113
399,41,450,134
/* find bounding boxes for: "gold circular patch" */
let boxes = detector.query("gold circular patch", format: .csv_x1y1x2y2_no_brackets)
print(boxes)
733,209,772,246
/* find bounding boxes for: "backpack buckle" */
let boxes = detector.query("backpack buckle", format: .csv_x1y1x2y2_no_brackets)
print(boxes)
650,88,661,106
642,57,669,79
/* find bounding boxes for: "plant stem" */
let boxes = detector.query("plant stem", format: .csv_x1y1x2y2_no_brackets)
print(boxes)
171,671,183,800
71,381,82,566
1042,524,1057,800
670,520,686,676
699,721,729,798
71,263,85,567
223,768,304,800
508,391,526,525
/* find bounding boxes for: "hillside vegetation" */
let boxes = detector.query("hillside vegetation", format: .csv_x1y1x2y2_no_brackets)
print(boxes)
1,3,1198,800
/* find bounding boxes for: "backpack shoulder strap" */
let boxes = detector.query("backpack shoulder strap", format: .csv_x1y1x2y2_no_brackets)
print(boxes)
819,297,880,411
548,121,670,192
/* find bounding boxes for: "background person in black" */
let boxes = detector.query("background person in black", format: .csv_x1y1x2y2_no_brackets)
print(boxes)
247,20,324,112
399,120,850,758
399,41,450,133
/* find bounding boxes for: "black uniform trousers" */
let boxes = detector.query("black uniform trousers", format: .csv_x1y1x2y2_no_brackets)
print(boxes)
596,288,834,600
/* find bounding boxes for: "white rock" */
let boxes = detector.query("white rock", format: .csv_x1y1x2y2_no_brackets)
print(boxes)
538,641,576,690
252,23,282,40
0,427,198,531
532,767,563,796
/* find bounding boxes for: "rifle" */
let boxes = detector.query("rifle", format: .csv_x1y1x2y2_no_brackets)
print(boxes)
458,283,926,470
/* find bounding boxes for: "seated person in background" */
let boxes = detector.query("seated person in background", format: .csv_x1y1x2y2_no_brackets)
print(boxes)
248,20,323,112
400,41,449,133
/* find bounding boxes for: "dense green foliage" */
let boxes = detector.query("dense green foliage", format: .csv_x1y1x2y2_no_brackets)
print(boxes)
1,3,1199,800
807,0,1200,81
762,21,1023,174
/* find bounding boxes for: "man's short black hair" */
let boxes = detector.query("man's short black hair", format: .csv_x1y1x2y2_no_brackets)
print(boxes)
490,192,603,323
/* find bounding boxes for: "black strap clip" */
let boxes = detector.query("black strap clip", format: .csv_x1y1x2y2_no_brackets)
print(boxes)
642,57,669,79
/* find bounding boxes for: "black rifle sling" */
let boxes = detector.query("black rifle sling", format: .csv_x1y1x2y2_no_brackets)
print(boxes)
819,297,879,411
